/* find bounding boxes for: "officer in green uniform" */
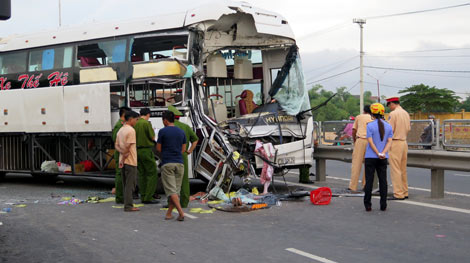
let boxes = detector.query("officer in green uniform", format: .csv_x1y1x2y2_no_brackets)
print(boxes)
135,108,159,204
112,107,130,204
168,106,199,208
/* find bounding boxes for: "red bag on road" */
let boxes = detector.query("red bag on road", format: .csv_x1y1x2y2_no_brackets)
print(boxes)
310,187,332,205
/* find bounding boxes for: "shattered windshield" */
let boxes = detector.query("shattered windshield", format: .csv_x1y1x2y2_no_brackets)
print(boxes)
269,46,310,116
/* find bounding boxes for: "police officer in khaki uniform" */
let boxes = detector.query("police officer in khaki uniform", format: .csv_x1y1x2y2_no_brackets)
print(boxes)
349,105,373,192
386,97,411,200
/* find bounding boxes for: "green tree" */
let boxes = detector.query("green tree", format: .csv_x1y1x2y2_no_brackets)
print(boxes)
398,84,461,113
308,85,359,121
459,96,470,111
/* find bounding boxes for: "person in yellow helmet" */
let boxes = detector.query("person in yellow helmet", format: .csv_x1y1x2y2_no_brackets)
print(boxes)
364,103,393,212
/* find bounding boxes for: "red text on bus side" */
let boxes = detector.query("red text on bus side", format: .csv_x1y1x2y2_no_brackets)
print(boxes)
18,74,43,89
48,72,69,87
0,77,11,90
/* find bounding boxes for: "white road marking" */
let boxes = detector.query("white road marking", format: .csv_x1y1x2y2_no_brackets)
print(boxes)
325,176,350,182
286,181,470,215
453,173,470,177
407,186,470,198
286,248,338,263
383,198,470,215
172,211,198,219
284,181,318,189
318,175,470,198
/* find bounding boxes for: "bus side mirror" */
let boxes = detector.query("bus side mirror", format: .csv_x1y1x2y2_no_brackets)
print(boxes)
0,0,11,21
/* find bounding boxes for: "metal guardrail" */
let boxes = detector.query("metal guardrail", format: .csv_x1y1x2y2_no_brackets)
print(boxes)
313,145,470,198
408,119,435,147
319,120,354,145
443,119,470,148
317,119,444,149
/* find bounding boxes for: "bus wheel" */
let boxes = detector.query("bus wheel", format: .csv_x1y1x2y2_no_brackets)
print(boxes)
0,172,5,181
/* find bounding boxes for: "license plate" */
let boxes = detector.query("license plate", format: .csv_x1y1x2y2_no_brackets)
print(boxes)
278,157,295,165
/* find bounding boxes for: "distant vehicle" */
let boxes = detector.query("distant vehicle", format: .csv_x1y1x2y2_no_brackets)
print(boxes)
0,1,313,190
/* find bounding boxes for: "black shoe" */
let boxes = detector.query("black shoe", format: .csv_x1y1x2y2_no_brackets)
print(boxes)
380,206,387,211
365,207,372,212
142,200,160,204
387,196,405,200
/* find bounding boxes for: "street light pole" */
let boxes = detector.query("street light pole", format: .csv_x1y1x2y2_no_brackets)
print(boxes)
353,18,366,112
58,0,62,27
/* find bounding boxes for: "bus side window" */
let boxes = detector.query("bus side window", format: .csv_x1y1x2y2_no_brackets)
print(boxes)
28,46,73,72
0,52,27,74
77,39,126,67
131,35,188,63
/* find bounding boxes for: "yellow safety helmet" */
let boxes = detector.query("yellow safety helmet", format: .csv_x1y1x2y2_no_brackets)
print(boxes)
370,103,385,115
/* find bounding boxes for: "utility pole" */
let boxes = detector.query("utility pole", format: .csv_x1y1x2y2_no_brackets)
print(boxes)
58,0,62,27
366,73,381,102
353,18,366,112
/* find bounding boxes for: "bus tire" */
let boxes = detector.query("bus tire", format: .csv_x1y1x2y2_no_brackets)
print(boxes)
0,172,5,181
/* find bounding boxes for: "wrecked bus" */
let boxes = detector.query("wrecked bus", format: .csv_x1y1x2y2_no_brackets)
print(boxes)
0,1,313,191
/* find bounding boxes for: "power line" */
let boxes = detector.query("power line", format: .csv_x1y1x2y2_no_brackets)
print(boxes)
372,47,470,54
364,65,470,73
364,81,470,96
346,81,361,93
388,70,470,79
364,81,402,89
304,55,358,74
306,67,359,84
305,56,358,82
366,54,470,58
365,2,470,20
297,21,351,41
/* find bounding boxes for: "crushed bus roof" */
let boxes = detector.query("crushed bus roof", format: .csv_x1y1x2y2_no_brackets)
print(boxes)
0,0,294,52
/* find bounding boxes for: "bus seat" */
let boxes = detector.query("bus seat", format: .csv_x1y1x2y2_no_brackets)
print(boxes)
207,94,227,123
239,90,257,115
79,57,101,67
131,55,143,62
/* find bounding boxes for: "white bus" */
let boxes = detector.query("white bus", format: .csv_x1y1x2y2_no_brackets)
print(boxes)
0,1,313,190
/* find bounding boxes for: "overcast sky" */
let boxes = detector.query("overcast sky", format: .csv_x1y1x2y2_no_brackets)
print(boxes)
1,0,469,99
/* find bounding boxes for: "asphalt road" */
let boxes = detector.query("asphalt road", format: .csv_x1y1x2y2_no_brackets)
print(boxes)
1,171,470,263
316,160,470,195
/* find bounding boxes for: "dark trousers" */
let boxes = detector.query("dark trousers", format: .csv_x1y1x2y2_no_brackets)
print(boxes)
122,164,137,210
364,158,388,209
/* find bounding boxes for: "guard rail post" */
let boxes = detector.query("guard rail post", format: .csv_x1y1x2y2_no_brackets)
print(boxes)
433,119,442,150
315,158,326,181
431,169,444,198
